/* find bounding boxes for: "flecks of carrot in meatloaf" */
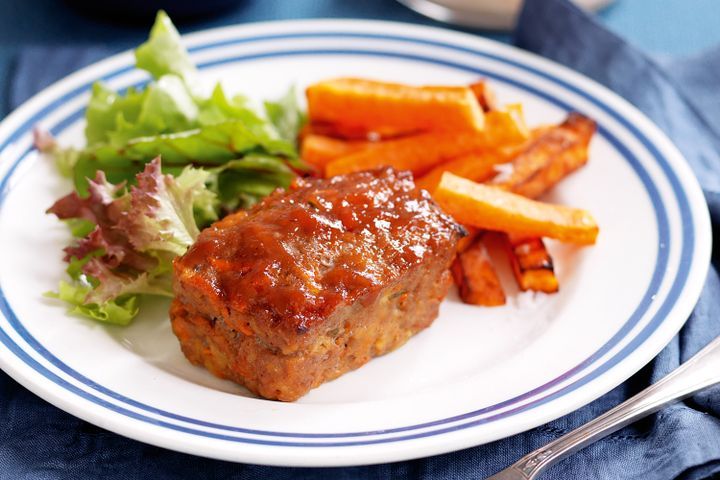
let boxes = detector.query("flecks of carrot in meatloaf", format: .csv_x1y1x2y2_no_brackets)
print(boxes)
170,168,463,401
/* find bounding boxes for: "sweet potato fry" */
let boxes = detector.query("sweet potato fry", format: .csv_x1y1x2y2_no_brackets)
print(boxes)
495,125,554,160
452,236,506,306
325,132,486,177
434,173,598,245
415,150,506,192
326,105,529,178
493,112,596,199
301,135,374,168
306,78,485,136
502,234,559,293
484,105,530,146
469,80,499,112
300,122,404,141
415,105,530,191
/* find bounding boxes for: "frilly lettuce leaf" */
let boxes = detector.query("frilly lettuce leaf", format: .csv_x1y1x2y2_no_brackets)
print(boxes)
177,165,219,226
119,160,207,256
47,158,211,324
45,282,139,326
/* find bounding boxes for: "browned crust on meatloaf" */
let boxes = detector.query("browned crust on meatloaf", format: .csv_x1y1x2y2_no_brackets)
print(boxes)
171,168,462,400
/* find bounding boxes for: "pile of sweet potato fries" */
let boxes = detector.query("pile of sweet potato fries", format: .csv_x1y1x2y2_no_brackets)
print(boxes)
301,78,598,306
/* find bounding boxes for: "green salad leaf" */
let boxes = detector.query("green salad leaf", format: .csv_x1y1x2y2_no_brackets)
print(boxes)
47,10,306,208
208,155,296,212
85,83,147,146
134,10,198,85
264,86,307,144
45,282,139,326
71,119,296,196
85,76,198,147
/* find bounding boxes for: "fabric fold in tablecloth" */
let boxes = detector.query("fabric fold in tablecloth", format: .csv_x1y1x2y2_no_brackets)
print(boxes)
2,0,719,478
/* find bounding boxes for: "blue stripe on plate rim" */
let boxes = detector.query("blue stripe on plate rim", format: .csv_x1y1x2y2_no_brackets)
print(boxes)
0,31,694,446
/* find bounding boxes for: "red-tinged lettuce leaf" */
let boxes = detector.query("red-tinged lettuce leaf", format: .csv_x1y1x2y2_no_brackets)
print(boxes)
33,127,57,152
48,171,155,273
63,227,125,267
118,159,210,256
47,157,213,324
34,127,81,178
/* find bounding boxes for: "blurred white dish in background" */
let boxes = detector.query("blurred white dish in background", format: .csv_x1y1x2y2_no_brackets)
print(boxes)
397,0,613,30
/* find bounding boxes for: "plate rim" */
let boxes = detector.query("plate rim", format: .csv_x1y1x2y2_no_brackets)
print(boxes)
0,19,711,466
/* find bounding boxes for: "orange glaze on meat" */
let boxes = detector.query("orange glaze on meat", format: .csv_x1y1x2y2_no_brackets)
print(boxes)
174,168,462,343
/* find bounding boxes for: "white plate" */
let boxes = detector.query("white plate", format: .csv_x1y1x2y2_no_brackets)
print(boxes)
0,20,711,467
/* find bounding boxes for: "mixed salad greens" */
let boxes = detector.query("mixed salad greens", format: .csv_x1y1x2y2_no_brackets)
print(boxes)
43,12,307,325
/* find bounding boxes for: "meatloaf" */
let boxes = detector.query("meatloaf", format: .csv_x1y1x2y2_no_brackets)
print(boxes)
170,167,463,401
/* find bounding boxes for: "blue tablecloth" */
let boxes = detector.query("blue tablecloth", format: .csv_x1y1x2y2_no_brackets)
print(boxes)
3,0,720,478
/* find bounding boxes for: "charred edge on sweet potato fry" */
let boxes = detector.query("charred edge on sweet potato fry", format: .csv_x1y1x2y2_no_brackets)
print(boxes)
493,112,596,199
469,80,499,113
491,112,595,292
502,234,559,293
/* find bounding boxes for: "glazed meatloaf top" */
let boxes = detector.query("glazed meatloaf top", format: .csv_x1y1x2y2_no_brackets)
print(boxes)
173,167,462,349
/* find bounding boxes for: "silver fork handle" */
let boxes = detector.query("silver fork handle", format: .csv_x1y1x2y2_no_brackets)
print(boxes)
497,334,720,480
